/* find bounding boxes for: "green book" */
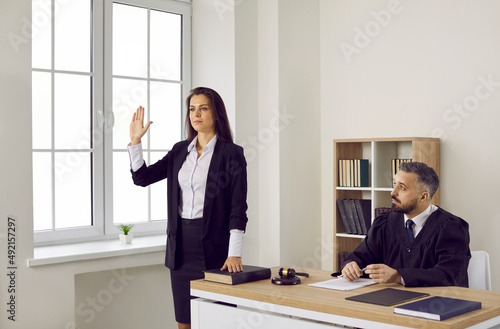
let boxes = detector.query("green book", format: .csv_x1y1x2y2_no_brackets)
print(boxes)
358,159,369,187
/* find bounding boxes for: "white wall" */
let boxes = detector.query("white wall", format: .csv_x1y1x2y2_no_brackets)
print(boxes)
1,1,36,328
277,1,321,268
191,0,236,130
234,0,322,269
230,0,323,269
320,0,500,290
234,0,260,266
75,265,173,329
256,0,281,267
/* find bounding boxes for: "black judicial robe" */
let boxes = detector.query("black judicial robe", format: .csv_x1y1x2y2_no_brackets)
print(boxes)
342,207,471,287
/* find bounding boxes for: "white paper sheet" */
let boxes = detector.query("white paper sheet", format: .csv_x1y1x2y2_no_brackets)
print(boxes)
309,277,377,291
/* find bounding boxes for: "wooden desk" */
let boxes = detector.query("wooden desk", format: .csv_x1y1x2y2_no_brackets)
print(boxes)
191,267,500,329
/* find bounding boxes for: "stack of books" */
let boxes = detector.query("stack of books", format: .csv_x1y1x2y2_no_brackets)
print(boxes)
338,159,369,187
337,199,371,235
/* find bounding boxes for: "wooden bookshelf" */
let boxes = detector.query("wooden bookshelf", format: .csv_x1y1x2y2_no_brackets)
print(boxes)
333,137,440,271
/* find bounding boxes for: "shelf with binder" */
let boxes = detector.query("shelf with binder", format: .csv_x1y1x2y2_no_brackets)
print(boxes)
333,137,439,270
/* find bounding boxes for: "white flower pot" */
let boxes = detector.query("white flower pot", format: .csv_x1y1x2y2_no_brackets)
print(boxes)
119,234,133,244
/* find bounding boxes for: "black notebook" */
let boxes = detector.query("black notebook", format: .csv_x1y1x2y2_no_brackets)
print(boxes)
346,288,429,306
394,296,482,321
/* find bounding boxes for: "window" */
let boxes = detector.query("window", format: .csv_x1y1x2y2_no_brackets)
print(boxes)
32,0,191,245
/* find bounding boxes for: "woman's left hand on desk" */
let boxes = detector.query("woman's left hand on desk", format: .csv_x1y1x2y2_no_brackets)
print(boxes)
221,257,243,273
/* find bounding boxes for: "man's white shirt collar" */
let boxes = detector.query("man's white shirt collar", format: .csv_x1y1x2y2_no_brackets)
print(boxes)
404,204,438,234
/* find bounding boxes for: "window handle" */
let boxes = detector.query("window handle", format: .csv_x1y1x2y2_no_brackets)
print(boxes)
107,111,115,128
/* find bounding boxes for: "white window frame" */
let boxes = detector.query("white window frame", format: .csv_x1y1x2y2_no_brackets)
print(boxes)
103,0,192,237
33,0,191,246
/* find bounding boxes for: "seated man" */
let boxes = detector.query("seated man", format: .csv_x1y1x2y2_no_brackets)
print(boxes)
341,162,471,287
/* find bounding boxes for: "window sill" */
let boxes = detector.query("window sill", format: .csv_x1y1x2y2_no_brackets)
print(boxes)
28,234,166,267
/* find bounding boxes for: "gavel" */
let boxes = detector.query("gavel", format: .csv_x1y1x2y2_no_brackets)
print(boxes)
278,267,309,279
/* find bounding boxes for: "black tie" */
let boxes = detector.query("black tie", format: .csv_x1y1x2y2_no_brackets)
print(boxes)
407,219,415,243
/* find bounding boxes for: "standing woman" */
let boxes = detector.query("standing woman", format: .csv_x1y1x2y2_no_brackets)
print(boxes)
128,87,248,329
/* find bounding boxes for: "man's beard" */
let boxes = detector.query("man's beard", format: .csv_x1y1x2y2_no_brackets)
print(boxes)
391,196,418,214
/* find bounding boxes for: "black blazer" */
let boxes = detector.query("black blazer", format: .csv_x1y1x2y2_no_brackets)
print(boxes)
131,139,248,270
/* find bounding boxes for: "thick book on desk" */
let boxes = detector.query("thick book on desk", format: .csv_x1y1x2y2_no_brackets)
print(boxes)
394,296,482,321
346,288,429,306
203,265,271,285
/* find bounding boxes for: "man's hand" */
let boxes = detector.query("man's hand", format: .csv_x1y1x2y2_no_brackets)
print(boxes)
365,264,402,284
341,261,364,282
220,257,243,273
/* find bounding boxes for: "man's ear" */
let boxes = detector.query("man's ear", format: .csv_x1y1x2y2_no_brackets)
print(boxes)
420,191,430,203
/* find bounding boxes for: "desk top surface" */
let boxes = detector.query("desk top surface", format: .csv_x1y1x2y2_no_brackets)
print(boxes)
191,267,500,329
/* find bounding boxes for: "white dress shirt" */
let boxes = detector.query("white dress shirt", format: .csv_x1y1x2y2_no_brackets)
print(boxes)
127,137,244,257
404,204,438,239
178,135,217,219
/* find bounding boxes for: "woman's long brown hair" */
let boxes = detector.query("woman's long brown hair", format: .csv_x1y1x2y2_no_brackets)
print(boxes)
185,87,233,143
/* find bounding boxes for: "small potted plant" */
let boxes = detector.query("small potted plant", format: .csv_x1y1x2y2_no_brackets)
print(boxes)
118,224,134,244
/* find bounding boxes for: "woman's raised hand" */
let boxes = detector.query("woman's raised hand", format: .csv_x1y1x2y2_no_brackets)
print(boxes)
130,106,153,145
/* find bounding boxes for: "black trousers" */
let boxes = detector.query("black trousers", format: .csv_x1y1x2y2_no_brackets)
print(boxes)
170,218,205,324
